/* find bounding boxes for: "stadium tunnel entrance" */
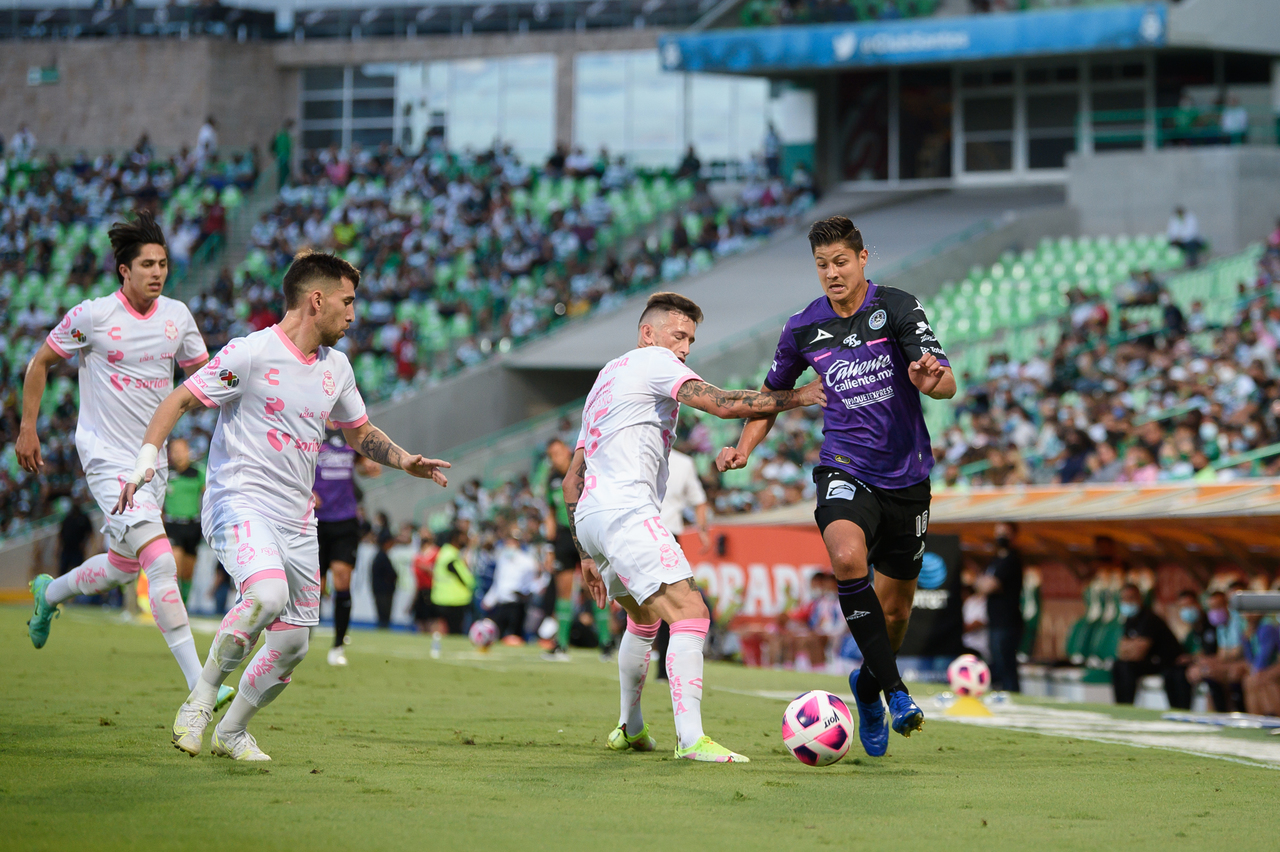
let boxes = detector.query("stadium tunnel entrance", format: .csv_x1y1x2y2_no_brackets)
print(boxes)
659,1,1280,192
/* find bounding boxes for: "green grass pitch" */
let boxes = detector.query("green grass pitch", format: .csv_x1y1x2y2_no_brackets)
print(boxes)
1,604,1275,852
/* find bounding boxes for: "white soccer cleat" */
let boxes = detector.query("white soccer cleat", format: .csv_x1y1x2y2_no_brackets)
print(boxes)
173,703,212,757
327,646,348,667
210,727,272,762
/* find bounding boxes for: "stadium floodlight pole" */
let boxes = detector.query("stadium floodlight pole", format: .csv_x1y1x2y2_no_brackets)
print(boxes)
1229,591,1280,613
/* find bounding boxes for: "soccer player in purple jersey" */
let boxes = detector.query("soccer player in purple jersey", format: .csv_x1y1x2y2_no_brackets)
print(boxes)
717,216,955,755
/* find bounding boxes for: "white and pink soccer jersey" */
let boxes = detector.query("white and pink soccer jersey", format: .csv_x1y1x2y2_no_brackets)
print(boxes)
183,325,367,535
574,345,702,519
47,291,207,531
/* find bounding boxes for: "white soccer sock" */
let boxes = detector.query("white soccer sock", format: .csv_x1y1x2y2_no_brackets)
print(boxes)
220,626,310,734
139,542,202,690
188,577,289,709
44,553,134,604
666,618,710,750
618,618,659,732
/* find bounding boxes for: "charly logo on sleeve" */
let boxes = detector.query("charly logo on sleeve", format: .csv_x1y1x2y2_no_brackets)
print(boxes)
869,309,887,330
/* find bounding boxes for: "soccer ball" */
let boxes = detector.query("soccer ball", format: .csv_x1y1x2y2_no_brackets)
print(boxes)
781,690,854,767
947,654,991,697
468,618,498,649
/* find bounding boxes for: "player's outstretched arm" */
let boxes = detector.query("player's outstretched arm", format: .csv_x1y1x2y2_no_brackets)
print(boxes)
113,385,206,513
716,383,784,472
341,421,450,487
16,342,67,473
677,378,825,420
561,447,606,608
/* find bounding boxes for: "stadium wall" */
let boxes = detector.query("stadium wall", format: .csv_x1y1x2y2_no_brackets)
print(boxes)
3,38,296,152
1067,146,1280,255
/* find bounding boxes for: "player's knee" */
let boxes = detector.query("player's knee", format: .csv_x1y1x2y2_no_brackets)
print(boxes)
883,601,913,627
247,578,290,622
829,549,868,578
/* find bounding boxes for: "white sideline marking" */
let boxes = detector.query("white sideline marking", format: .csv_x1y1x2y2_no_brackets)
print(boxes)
717,687,1280,770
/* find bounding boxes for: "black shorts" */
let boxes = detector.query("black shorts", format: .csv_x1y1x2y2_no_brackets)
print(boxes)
317,518,361,578
166,520,202,555
435,604,468,635
813,466,931,582
413,589,436,623
552,527,580,573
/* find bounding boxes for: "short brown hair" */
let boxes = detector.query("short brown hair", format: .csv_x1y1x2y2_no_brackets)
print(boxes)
109,211,167,284
808,216,864,254
281,250,360,309
639,291,703,327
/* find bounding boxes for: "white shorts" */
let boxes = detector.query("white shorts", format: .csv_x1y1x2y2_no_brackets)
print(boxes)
84,460,167,556
575,506,693,605
206,511,321,628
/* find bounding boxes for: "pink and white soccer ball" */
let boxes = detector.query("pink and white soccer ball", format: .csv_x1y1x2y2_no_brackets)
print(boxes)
468,618,498,649
947,654,991,696
781,690,855,767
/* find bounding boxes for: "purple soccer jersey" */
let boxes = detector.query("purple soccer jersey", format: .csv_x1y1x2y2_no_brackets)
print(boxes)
764,282,948,490
314,432,359,523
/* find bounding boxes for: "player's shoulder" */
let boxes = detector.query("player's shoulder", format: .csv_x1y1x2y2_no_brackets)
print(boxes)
317,343,355,372
154,294,197,321
871,284,923,314
785,295,832,329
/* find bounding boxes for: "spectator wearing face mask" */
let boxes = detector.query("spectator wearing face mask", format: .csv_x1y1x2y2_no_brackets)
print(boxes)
1112,583,1191,708
1186,590,1247,711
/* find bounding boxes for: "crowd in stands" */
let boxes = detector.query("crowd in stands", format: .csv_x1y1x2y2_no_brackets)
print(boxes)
189,140,814,403
0,131,256,538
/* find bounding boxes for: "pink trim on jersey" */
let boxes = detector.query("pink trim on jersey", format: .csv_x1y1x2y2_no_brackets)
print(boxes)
267,620,308,632
271,324,318,365
867,338,888,346
626,617,661,639
670,372,702,401
669,618,710,637
45,335,72,359
107,550,142,574
177,355,207,369
242,568,287,587
183,378,217,408
331,413,368,429
138,537,173,568
114,289,158,320
575,439,585,450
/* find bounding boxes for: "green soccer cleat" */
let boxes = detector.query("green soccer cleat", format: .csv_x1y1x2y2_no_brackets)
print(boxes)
210,728,271,762
215,685,236,712
607,723,656,753
27,574,59,649
674,736,749,763
173,703,213,757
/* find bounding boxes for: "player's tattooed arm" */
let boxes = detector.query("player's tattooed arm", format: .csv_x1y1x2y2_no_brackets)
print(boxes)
342,421,451,487
677,379,826,419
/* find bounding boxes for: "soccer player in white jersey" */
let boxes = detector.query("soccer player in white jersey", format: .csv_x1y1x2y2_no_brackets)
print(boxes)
115,251,451,761
18,213,234,707
562,292,826,763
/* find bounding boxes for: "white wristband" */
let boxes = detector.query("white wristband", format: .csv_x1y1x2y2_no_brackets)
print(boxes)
128,443,159,486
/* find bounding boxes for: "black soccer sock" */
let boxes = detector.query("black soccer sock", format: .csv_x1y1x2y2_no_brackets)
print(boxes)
837,577,906,698
333,590,352,648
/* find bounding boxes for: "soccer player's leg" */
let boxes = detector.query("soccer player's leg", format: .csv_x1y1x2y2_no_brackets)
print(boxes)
814,468,909,753
176,516,288,756
608,605,659,752
213,524,319,760
120,523,204,691
606,510,746,763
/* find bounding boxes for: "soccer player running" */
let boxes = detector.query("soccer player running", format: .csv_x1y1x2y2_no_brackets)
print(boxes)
563,292,825,763
115,251,450,761
18,213,232,707
718,216,955,755
314,424,380,667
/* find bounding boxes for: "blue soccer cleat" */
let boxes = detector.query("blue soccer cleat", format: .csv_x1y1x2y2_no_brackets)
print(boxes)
848,668,889,756
887,689,925,738
27,574,59,649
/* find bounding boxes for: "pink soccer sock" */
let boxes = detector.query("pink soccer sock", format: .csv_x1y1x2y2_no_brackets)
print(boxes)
666,618,710,750
618,617,660,733
44,552,136,604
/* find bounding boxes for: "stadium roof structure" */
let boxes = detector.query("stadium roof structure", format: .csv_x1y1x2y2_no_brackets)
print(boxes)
732,480,1280,565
